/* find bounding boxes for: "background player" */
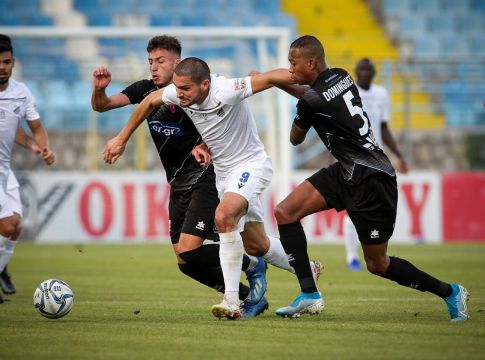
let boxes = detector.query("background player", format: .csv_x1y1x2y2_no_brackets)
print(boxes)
270,35,468,322
91,36,268,318
343,57,409,271
0,34,55,302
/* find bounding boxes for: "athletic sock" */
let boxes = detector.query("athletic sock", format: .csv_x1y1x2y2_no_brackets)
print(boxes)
178,243,255,273
219,231,244,305
278,222,317,293
243,255,259,272
383,256,452,298
177,264,249,301
0,239,15,273
262,235,295,273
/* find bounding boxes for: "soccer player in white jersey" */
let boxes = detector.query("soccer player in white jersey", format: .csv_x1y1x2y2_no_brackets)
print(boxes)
0,35,55,303
103,57,307,319
343,58,409,271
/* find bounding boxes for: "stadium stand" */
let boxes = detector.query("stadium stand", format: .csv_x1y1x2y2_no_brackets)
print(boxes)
2,0,484,171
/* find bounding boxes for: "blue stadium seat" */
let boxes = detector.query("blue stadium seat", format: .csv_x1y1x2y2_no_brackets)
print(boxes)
382,0,411,16
150,13,179,26
428,13,456,35
410,0,440,13
399,14,427,40
470,0,485,11
442,0,471,13
442,35,471,59
413,37,442,60
85,12,113,26
468,35,485,57
254,0,281,14
455,13,485,34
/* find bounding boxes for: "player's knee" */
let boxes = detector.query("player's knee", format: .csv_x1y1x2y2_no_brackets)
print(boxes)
244,240,269,257
274,202,297,224
365,257,389,276
214,207,238,232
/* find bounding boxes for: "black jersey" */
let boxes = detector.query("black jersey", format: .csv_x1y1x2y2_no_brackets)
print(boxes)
122,79,212,190
294,68,395,183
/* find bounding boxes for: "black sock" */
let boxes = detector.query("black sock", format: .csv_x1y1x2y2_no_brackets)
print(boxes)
179,244,220,267
177,264,250,301
278,222,317,293
179,245,252,272
382,256,452,298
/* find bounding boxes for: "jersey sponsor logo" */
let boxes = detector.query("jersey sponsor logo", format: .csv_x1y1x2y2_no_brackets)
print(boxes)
233,78,247,91
148,120,183,137
238,171,250,189
322,75,353,102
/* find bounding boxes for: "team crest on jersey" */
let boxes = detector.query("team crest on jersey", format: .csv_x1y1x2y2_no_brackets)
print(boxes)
216,108,225,117
169,104,177,113
13,103,21,114
233,78,247,91
0,110,4,119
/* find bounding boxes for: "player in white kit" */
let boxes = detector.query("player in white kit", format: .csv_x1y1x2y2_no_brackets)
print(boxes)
343,58,408,271
103,57,313,319
0,35,55,303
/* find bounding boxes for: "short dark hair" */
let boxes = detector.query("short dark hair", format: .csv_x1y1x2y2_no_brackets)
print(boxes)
175,57,210,84
0,34,13,54
146,35,181,56
290,35,324,59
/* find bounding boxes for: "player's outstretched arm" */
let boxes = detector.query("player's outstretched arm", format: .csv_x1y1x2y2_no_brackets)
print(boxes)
250,68,297,94
91,66,130,112
248,70,306,98
103,88,164,164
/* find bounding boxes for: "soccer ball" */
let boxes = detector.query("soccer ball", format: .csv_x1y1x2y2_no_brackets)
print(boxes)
33,279,74,319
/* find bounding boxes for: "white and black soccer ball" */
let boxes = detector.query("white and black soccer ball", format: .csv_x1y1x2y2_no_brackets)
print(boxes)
33,279,74,319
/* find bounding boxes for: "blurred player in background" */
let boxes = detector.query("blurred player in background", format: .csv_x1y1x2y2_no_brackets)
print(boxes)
270,35,468,322
0,34,55,303
102,57,311,320
343,57,409,271
91,36,269,318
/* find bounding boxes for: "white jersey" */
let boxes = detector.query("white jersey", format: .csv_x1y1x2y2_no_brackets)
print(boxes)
162,74,267,177
356,83,390,146
0,79,39,190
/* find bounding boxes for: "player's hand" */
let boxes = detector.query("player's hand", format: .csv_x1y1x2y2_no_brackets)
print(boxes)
103,136,126,164
41,147,55,166
92,66,112,89
192,141,211,166
395,157,409,174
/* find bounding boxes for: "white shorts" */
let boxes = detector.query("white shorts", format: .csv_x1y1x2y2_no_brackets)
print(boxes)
216,156,273,232
0,171,22,219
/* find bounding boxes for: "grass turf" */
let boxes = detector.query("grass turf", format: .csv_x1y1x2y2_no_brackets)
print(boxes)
0,243,484,360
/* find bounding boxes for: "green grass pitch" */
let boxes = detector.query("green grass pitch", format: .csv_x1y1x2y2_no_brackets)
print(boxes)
1,243,484,360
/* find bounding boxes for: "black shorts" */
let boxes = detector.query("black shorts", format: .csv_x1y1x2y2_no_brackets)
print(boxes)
307,163,398,244
169,170,219,244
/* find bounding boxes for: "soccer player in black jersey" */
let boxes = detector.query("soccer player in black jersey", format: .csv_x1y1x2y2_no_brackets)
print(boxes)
271,35,469,321
91,35,269,318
